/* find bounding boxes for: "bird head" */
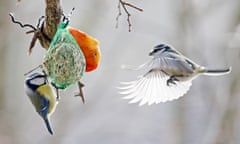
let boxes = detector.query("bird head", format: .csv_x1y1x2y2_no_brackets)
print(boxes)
25,73,47,91
149,44,173,56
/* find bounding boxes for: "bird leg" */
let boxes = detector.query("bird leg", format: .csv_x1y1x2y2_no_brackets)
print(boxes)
48,80,60,102
50,83,60,101
74,81,85,104
167,76,179,86
55,88,60,101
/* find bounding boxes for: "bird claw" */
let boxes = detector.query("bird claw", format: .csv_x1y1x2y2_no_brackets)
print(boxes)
56,89,60,101
167,76,179,86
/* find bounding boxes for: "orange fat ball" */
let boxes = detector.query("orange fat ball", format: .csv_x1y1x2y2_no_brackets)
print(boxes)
68,27,101,72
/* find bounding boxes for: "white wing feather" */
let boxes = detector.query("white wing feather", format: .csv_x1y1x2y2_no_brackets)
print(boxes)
118,70,192,106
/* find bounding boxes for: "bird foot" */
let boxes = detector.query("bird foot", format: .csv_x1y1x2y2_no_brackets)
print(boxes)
53,87,60,101
167,76,179,86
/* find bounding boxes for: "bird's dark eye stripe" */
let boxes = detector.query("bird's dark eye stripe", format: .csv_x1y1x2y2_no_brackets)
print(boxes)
162,46,170,52
154,44,170,50
154,44,165,48
152,44,176,54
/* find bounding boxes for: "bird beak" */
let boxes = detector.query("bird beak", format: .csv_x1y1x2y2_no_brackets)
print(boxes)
149,49,154,56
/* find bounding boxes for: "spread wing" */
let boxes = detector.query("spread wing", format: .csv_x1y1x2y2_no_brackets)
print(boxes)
118,70,192,106
123,52,197,75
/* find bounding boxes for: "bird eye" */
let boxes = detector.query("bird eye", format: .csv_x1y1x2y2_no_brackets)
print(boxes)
163,46,170,51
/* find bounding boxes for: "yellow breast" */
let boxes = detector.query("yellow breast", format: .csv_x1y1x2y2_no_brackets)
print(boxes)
37,84,57,115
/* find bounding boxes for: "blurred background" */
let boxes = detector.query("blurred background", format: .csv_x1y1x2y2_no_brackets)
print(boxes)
0,0,240,144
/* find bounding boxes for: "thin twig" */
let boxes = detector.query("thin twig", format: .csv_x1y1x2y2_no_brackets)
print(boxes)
116,0,143,32
75,81,85,104
9,13,37,31
115,1,122,29
24,65,43,76
9,13,51,54
123,1,143,11
36,16,45,28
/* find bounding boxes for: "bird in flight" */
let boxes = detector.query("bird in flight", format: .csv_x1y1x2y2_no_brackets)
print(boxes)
118,44,231,106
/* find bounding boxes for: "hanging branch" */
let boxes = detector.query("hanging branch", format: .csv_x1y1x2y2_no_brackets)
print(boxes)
27,0,62,51
43,0,62,49
10,0,62,52
116,0,143,32
9,13,51,54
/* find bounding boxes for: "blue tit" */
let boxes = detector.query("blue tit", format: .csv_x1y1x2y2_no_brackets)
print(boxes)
119,43,231,106
25,72,58,135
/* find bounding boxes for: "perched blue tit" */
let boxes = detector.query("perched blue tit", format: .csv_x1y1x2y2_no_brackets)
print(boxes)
119,43,231,106
25,73,58,135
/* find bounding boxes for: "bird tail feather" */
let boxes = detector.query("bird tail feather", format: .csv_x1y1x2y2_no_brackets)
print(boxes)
44,118,53,135
200,67,231,76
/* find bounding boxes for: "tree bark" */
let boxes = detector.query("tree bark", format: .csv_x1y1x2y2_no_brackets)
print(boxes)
40,0,62,49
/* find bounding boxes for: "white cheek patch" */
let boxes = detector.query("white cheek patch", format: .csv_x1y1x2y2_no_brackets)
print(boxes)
30,77,46,86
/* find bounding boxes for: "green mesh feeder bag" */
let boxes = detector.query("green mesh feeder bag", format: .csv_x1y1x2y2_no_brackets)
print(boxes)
43,22,86,89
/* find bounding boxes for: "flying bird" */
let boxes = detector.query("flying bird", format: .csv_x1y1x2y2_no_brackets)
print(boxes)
118,44,231,106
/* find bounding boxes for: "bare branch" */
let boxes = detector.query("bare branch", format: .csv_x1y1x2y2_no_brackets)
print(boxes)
9,13,37,30
116,0,143,32
10,1,62,52
115,1,122,29
43,0,62,49
75,81,85,104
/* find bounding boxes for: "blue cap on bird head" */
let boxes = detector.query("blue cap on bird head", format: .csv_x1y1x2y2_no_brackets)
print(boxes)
25,73,47,91
27,72,44,79
149,43,170,56
154,44,171,51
